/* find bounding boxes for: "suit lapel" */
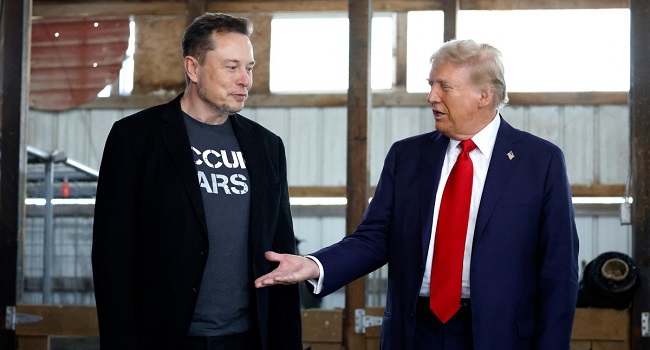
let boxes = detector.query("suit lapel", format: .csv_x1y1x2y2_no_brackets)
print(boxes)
230,115,266,250
474,118,522,242
159,95,208,236
419,132,449,265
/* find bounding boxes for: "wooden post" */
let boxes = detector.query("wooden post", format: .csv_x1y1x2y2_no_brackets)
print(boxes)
394,12,408,90
249,14,272,95
442,0,459,42
0,0,30,348
186,0,206,25
630,1,650,349
345,0,372,348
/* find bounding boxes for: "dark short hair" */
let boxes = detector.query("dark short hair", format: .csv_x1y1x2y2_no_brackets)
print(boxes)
181,12,253,64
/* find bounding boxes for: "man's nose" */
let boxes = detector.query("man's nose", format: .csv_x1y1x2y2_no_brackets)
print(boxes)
427,87,440,104
237,68,252,87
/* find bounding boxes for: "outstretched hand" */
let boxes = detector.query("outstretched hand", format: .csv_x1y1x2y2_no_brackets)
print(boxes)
254,251,320,288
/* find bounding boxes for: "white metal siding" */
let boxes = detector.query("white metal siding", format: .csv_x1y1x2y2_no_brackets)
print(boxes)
27,104,630,186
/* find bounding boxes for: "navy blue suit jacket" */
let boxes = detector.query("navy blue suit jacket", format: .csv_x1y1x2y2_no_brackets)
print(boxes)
312,117,579,349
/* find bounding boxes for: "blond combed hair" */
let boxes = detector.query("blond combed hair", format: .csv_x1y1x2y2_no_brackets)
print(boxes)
430,39,509,109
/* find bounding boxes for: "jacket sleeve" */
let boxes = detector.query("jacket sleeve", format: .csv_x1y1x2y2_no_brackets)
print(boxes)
311,142,397,295
92,122,140,350
536,147,580,348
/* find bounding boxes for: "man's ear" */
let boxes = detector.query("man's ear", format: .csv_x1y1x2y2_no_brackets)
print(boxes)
478,86,494,108
184,56,199,83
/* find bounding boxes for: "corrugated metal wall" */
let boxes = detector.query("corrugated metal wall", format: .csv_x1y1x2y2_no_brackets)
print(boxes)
24,104,632,308
27,104,630,186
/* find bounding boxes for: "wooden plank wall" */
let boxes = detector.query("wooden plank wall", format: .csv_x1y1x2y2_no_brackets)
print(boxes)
14,305,631,350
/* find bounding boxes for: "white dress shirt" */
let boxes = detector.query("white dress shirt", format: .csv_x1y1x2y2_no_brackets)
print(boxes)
419,113,500,297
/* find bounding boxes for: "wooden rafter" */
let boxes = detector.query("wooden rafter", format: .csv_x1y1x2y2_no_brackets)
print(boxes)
82,91,629,110
462,0,627,10
287,185,626,198
33,0,628,18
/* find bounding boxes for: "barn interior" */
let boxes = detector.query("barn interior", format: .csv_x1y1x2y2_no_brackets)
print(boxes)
1,0,649,349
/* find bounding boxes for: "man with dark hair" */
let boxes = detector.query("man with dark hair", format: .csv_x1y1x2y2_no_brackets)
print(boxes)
92,13,302,350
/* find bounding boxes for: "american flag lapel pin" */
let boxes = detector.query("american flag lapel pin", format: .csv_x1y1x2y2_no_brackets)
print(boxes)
507,151,515,160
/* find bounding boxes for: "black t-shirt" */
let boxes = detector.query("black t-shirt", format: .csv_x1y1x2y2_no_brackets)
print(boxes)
183,113,252,337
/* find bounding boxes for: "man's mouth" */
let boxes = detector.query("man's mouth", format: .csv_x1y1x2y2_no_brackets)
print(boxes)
232,93,248,102
433,109,446,118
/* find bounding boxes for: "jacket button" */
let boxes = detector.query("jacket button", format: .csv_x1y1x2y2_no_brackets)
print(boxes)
192,287,198,293
200,250,207,256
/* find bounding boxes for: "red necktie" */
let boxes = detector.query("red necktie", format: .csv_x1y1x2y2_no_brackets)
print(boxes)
429,139,476,323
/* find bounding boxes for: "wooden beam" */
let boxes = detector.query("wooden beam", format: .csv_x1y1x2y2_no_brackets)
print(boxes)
461,0,628,10
247,93,350,107
630,0,650,349
442,0,459,42
571,308,630,347
507,91,629,106
289,186,348,197
33,2,187,18
345,0,372,348
292,186,349,198
207,1,443,13
0,0,30,348
249,15,272,94
394,12,408,89
570,184,625,197
33,0,628,18
15,305,98,337
82,91,630,109
33,1,442,18
186,0,207,25
287,185,625,198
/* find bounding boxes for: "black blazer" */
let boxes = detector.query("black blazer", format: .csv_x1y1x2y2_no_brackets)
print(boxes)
92,94,302,350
